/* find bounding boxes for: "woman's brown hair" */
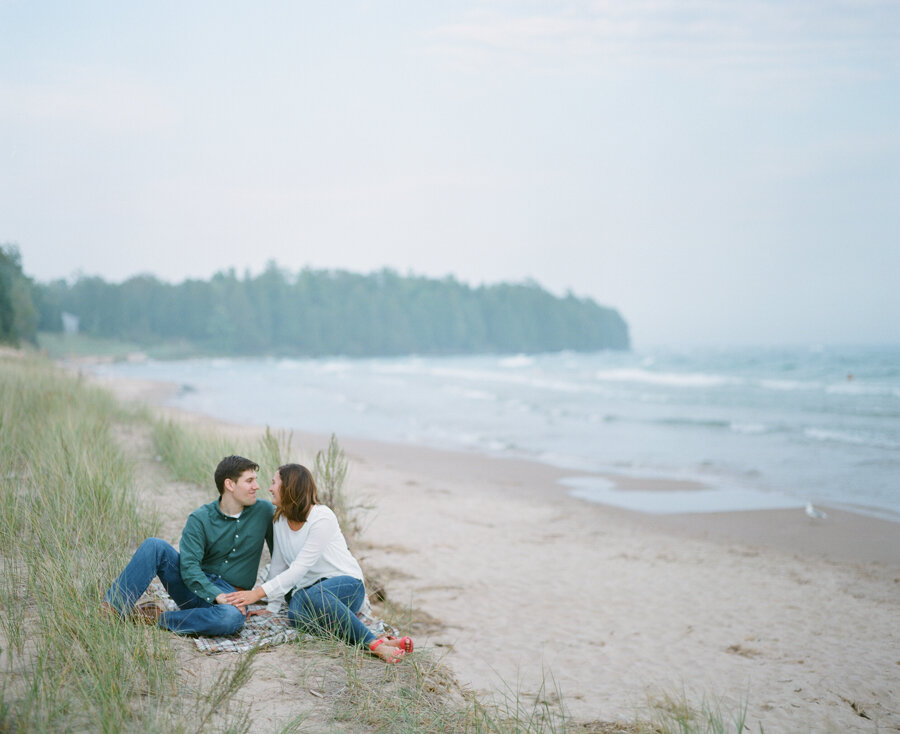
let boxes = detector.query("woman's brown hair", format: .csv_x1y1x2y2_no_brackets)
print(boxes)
273,463,318,524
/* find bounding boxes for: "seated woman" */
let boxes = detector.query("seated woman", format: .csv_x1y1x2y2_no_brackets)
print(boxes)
223,463,412,663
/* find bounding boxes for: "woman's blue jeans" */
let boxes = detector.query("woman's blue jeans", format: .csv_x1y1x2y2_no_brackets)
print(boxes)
104,538,246,636
287,575,374,647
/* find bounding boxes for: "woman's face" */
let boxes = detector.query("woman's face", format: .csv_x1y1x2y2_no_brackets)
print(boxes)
269,470,283,508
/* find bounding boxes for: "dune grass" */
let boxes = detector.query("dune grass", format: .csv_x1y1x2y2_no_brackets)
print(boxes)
639,691,754,734
0,353,754,733
0,356,256,732
151,419,293,487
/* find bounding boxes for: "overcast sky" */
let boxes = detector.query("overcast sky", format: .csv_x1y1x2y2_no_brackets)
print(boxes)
2,1,898,347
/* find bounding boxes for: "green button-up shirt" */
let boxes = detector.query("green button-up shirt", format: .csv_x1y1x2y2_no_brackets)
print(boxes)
179,498,274,603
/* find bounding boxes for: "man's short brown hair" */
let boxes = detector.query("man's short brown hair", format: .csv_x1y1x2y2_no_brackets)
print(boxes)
214,455,259,495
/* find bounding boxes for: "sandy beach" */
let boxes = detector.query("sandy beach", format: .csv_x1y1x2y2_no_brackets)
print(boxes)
93,373,900,732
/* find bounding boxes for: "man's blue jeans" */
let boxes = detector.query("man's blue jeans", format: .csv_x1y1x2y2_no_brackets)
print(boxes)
287,575,375,647
104,538,246,636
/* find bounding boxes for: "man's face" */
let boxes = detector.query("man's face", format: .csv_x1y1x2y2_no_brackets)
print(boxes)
227,469,260,507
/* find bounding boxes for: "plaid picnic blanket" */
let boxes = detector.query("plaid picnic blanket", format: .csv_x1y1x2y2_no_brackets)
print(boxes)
143,580,396,654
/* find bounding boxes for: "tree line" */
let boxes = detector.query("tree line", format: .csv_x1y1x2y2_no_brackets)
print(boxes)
0,246,38,347
6,248,630,355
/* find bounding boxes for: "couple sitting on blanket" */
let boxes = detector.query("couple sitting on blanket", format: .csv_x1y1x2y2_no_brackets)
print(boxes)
100,455,412,664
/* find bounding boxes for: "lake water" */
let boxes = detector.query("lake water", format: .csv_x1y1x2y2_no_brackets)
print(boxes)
89,345,900,520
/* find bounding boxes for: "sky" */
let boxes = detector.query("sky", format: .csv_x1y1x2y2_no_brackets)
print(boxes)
1,1,898,347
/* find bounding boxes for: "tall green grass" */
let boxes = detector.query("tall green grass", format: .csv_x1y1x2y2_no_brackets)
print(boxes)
0,356,169,731
0,356,252,733
641,691,753,734
152,420,293,486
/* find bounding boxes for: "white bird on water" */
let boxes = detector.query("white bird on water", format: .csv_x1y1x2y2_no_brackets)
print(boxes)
805,502,828,520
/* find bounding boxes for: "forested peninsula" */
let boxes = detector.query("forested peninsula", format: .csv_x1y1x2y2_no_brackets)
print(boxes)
3,248,630,356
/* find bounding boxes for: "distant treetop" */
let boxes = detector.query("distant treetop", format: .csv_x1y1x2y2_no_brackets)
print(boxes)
34,265,630,356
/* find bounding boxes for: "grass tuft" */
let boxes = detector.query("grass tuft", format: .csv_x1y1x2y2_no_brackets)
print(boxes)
152,419,296,488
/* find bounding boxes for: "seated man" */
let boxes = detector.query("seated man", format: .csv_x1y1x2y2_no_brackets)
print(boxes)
101,455,274,636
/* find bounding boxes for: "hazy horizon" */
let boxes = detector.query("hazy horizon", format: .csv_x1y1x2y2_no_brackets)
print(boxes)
2,2,898,348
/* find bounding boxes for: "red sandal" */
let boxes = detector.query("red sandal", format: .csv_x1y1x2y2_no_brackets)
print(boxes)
387,635,414,653
369,638,405,664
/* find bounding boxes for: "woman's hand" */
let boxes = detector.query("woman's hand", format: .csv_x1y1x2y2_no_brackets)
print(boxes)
222,586,266,609
246,609,273,619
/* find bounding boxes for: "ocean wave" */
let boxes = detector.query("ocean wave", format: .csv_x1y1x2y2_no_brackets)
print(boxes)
588,413,619,423
804,428,899,449
442,385,496,401
657,417,731,429
825,383,898,397
730,422,769,434
372,359,425,375
318,360,352,374
427,366,587,394
594,368,737,388
498,355,535,368
758,378,820,392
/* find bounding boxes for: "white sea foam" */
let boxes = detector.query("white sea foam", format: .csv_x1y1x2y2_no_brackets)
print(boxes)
442,385,496,401
594,368,737,388
372,359,424,375
427,366,586,394
804,428,898,449
805,428,867,445
318,360,351,374
825,383,893,397
499,355,534,368
759,379,819,391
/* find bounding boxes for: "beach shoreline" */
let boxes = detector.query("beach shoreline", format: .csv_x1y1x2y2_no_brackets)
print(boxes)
88,370,900,731
87,369,900,567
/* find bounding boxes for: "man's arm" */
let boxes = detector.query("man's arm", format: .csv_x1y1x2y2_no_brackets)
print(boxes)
179,514,226,604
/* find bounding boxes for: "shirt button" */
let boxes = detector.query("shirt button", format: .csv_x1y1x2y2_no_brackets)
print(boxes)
232,548,236,552
235,534,240,538
224,560,228,564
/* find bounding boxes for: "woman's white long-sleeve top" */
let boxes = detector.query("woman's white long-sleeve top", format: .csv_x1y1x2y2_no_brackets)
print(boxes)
261,504,364,610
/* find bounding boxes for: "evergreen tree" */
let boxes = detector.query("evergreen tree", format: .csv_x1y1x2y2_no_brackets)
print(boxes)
0,244,38,346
